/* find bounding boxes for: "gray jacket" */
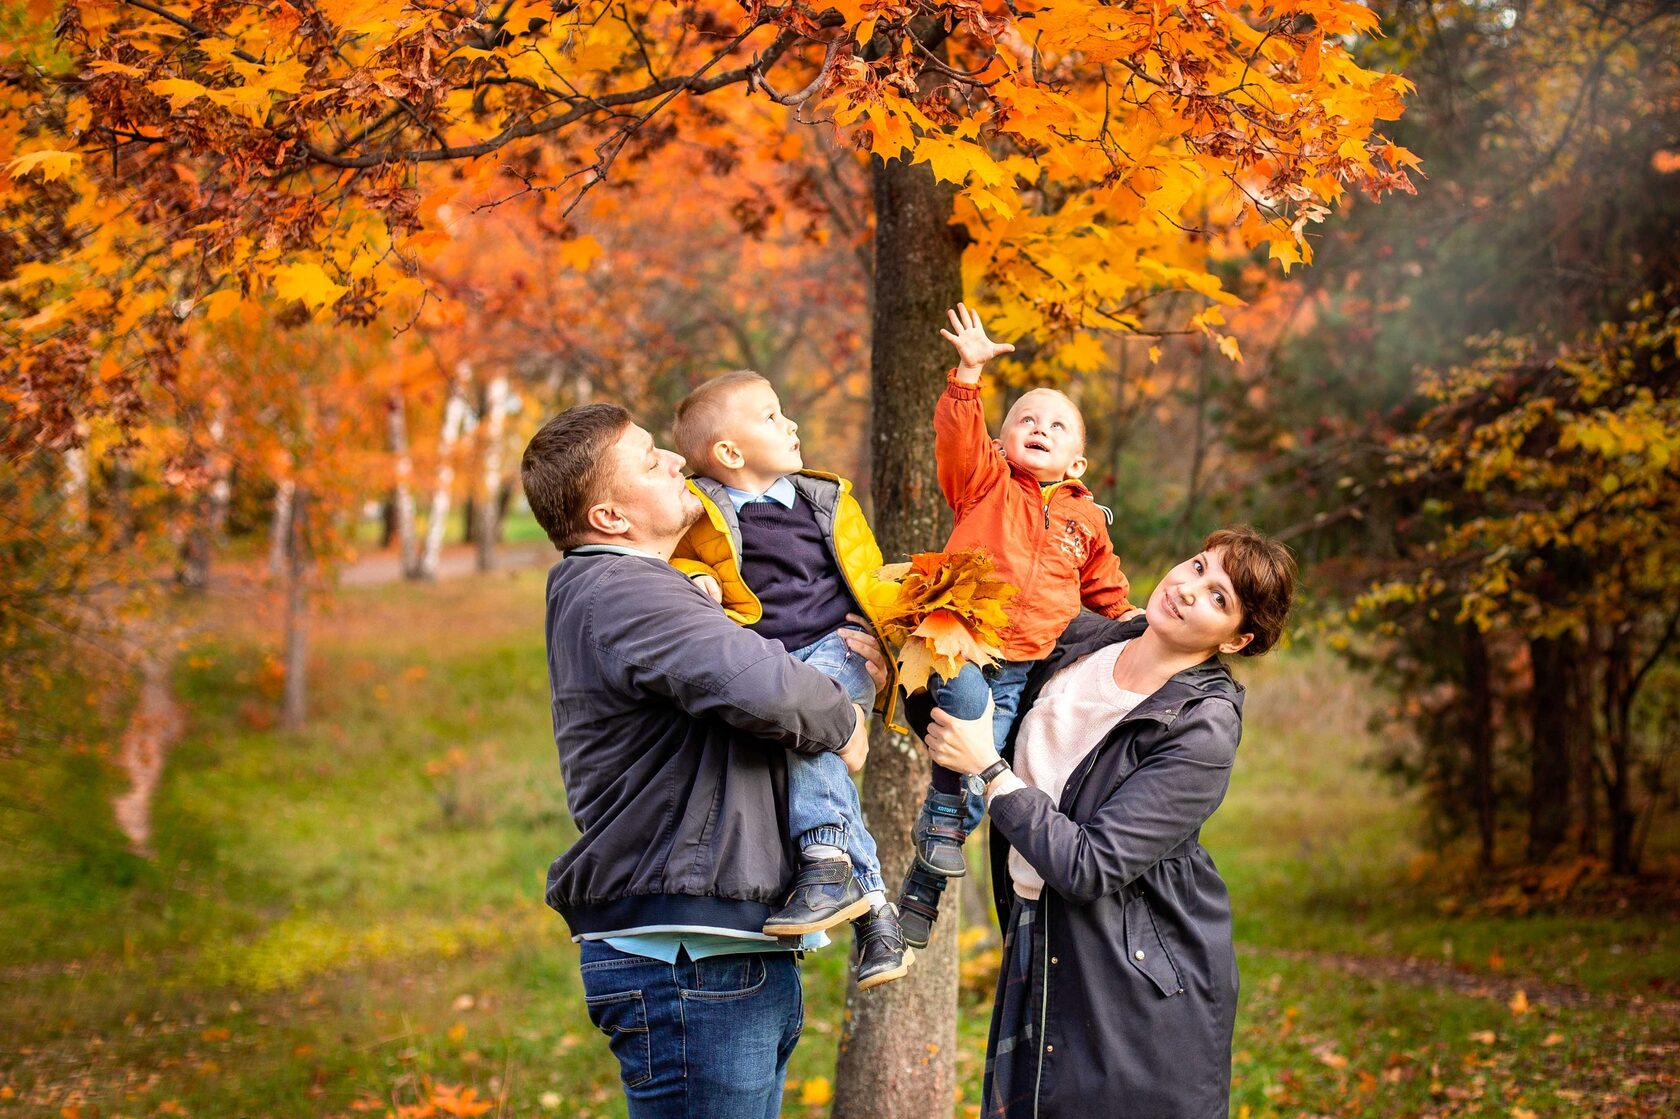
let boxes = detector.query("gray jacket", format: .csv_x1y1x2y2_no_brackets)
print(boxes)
987,612,1245,1119
542,548,856,937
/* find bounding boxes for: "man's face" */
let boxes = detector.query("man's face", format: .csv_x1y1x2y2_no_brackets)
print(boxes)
718,381,803,480
601,424,702,543
999,390,1087,483
1145,547,1253,657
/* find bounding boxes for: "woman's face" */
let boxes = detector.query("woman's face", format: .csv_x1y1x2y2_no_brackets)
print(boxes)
1145,548,1254,657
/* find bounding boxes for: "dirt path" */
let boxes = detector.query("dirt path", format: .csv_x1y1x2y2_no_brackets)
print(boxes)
1266,945,1680,1018
110,649,185,858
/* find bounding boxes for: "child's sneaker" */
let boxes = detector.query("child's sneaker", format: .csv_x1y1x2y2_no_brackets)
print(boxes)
894,862,949,950
913,790,971,877
762,858,872,936
854,903,912,991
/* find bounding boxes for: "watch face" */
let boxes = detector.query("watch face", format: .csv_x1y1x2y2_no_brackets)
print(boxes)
963,774,985,798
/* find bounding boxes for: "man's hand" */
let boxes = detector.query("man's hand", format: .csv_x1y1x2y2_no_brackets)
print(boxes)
940,303,1015,384
838,704,870,774
838,617,891,698
691,573,724,604
924,691,1000,775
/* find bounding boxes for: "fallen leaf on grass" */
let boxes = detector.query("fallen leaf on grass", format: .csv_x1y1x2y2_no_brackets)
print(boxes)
1469,1030,1497,1044
1508,989,1530,1016
1542,1032,1564,1047
799,1076,833,1107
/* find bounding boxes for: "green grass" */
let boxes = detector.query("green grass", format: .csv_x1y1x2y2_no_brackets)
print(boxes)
1,577,1674,1117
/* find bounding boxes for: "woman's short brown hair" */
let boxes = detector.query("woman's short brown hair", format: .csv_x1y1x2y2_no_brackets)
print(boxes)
521,403,632,551
1203,525,1296,656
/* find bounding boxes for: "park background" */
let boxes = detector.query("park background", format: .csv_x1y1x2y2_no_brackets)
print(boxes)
2,0,1677,1116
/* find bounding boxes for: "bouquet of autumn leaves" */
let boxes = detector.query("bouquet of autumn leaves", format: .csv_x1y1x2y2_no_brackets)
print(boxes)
866,549,1018,697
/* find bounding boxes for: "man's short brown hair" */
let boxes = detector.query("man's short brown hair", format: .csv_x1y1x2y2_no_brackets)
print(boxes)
521,403,632,551
1203,525,1296,656
673,370,770,472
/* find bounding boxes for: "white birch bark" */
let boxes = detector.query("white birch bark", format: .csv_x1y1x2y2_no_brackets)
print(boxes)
474,373,509,572
61,444,89,531
419,362,471,580
267,478,295,577
387,390,421,578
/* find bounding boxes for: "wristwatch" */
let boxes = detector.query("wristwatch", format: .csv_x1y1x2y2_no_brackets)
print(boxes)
963,759,1012,798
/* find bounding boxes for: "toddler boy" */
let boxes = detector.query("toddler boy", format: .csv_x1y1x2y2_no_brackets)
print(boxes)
897,304,1136,948
671,371,910,990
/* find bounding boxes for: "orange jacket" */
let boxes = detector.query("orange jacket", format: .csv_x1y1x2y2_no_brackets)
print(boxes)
936,371,1133,660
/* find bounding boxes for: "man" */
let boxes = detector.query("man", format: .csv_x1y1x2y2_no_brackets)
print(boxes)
521,403,886,1118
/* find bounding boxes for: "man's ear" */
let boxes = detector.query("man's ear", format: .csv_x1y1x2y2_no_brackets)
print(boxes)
712,438,743,470
1218,631,1254,656
1063,454,1088,480
585,500,630,538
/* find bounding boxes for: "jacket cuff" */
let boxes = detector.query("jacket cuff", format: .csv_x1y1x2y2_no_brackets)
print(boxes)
944,369,982,399
985,771,1028,805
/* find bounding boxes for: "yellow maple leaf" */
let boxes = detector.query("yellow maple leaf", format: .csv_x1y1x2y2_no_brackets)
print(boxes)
147,77,212,109
6,150,83,182
272,261,349,311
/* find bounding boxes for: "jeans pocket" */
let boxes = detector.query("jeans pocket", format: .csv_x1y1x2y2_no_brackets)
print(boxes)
680,951,769,1001
1123,895,1185,998
584,989,652,1087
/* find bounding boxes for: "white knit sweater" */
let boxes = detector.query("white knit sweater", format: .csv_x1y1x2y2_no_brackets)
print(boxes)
991,641,1149,900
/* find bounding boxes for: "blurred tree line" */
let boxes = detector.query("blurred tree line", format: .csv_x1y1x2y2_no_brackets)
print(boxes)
1173,0,1680,874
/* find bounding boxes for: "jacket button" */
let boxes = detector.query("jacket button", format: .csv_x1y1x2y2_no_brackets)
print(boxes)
1050,956,1058,965
1045,1045,1054,1053
1134,950,1146,960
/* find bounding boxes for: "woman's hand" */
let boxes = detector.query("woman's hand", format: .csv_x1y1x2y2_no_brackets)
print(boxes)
924,691,1001,775
839,616,890,697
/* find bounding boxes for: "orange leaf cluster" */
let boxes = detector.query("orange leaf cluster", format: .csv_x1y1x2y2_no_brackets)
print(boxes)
871,549,1018,694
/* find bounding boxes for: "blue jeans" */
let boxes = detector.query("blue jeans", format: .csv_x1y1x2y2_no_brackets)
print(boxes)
580,939,803,1119
929,659,1035,829
785,629,885,894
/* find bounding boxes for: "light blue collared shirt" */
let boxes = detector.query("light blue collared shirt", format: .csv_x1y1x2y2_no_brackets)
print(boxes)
722,475,797,511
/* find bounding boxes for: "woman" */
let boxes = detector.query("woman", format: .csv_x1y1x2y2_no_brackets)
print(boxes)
923,525,1297,1119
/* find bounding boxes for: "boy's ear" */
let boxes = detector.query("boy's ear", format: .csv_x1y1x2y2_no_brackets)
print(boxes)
992,438,1005,456
585,500,630,538
712,438,744,470
1063,454,1088,480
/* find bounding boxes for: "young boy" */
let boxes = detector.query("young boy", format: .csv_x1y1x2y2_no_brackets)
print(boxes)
669,370,910,990
896,304,1137,948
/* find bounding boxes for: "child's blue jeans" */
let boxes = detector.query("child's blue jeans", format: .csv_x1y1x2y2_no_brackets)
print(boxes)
785,628,885,894
928,659,1035,828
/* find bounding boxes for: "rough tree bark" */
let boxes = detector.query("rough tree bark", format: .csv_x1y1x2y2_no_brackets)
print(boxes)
831,152,964,1119
1528,633,1584,862
1461,624,1496,869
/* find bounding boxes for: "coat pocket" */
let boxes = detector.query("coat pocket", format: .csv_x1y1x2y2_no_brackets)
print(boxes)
1123,894,1184,998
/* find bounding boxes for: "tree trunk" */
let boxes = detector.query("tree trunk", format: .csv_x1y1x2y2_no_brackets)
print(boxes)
61,443,89,531
280,487,311,730
419,363,471,580
476,374,510,572
831,151,964,1119
267,478,295,578
1462,624,1496,870
387,390,422,577
1601,629,1638,874
1527,634,1583,862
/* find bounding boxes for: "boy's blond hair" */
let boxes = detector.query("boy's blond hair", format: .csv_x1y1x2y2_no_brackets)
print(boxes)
673,370,771,473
